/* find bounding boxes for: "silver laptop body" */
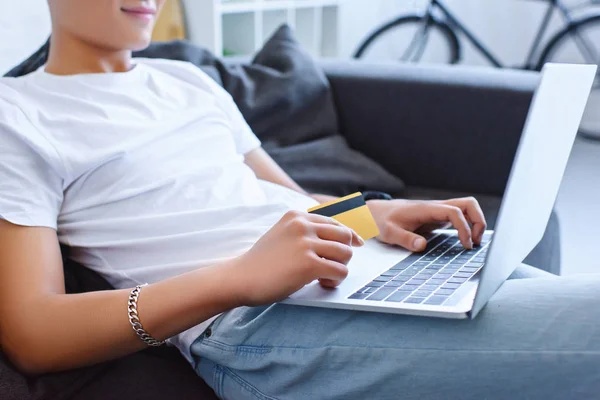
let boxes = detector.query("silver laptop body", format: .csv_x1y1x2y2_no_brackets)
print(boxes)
283,63,596,319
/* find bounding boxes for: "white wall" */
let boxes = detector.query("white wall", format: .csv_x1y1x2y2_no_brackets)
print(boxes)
0,0,588,75
0,0,51,75
338,0,574,66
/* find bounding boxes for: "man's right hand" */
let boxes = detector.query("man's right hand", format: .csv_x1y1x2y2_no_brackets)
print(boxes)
233,210,365,307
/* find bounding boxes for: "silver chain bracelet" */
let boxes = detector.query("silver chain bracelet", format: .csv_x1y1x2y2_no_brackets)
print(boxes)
128,284,165,347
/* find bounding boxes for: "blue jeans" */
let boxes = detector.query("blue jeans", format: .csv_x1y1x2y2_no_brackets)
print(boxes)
191,266,600,400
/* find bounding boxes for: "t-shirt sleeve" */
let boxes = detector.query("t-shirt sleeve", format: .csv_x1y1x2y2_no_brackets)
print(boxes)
141,59,262,155
0,99,64,229
186,64,261,155
219,92,262,155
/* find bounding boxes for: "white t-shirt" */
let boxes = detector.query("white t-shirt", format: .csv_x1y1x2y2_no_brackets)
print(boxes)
0,58,317,363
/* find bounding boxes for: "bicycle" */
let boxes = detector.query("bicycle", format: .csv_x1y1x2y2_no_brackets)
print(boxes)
353,0,600,140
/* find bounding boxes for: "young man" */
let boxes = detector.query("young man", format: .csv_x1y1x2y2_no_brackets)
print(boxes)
0,1,598,398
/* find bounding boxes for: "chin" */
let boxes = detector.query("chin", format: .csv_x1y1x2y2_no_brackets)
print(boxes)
130,38,153,52
117,31,153,52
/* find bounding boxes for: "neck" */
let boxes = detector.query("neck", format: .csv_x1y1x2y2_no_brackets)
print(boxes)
45,30,133,76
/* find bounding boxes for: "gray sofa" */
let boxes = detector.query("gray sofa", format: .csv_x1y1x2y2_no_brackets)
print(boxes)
0,60,559,400
324,60,559,272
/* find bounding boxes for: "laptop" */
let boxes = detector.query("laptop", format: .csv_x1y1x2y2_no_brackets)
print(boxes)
283,63,597,319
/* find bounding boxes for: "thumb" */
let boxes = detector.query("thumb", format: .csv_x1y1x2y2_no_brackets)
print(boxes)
385,225,427,252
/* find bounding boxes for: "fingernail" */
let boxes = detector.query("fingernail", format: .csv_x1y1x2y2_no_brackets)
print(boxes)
358,236,366,246
414,238,426,250
468,239,474,249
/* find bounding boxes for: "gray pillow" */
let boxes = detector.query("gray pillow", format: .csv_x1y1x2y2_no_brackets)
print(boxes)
211,25,405,196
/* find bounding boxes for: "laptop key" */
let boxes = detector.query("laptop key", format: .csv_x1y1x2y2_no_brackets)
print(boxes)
385,291,412,303
428,278,446,285
404,297,426,304
392,255,423,269
366,287,396,301
431,261,448,266
392,276,410,282
413,262,430,268
408,265,425,273
364,287,378,293
442,283,461,290
460,267,479,273
415,290,434,297
423,233,451,251
422,284,440,291
380,271,398,277
416,273,433,279
407,279,426,285
366,281,385,287
453,273,472,279
374,276,391,282
466,262,484,268
436,288,455,296
447,277,467,284
349,292,369,300
384,281,403,287
400,284,420,291
425,295,449,305
442,266,460,272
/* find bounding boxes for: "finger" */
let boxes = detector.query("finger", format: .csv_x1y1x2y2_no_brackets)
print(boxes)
428,204,473,249
307,213,364,246
318,278,343,288
313,240,354,265
463,213,484,247
312,256,349,282
382,223,427,252
444,198,487,245
316,223,364,247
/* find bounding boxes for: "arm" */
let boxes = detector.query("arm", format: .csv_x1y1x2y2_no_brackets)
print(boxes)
0,219,244,374
0,215,358,375
244,147,335,203
244,148,486,251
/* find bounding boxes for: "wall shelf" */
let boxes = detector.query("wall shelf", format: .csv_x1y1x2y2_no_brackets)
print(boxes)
182,0,342,58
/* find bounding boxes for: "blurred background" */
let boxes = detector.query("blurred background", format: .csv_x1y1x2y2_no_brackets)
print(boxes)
4,0,596,70
0,0,598,275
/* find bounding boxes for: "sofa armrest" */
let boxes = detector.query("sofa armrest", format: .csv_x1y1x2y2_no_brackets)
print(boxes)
321,61,540,196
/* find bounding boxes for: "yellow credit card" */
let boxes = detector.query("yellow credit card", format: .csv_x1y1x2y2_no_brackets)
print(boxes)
308,192,380,241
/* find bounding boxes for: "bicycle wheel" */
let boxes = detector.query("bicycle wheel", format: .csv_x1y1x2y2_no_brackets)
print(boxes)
538,15,600,140
353,15,461,65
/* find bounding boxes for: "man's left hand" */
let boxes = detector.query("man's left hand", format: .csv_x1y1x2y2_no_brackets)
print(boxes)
367,197,487,252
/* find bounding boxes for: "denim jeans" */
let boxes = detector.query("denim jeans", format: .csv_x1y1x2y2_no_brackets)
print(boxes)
190,265,600,400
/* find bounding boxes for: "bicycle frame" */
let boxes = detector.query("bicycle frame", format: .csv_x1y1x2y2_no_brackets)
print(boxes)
426,0,592,69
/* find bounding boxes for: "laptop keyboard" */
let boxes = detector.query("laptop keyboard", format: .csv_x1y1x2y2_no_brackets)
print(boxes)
348,232,492,306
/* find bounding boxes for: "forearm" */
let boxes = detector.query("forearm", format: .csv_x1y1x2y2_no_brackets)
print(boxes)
5,259,244,375
244,148,338,204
